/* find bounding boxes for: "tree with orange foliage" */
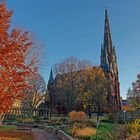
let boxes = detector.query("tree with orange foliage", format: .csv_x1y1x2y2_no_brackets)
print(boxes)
0,2,35,124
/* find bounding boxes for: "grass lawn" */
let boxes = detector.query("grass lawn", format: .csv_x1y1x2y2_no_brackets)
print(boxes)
0,125,34,140
0,125,16,131
90,122,116,140
98,122,116,133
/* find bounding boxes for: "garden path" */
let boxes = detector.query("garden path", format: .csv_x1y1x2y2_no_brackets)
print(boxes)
32,128,61,140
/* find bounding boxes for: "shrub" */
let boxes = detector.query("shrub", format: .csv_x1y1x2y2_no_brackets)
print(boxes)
108,125,129,140
128,119,140,135
77,111,87,121
72,126,96,138
69,111,77,121
107,110,117,123
107,120,140,140
4,114,17,122
33,116,41,123
22,118,34,123
76,127,96,137
69,111,86,121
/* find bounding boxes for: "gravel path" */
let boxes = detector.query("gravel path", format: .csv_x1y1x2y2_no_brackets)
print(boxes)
32,128,61,140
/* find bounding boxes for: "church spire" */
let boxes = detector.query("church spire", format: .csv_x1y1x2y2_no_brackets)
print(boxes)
104,9,113,54
101,9,115,72
101,9,121,110
48,68,54,84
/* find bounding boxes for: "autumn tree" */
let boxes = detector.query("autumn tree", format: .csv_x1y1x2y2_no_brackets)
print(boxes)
53,57,109,118
127,73,140,109
80,67,108,121
0,2,35,124
54,57,91,113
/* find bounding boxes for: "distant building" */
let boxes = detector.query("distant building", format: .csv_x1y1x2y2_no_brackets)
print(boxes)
121,99,133,111
121,99,128,106
48,9,121,113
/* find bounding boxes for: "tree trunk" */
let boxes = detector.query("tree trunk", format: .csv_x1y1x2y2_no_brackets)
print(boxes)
0,114,5,126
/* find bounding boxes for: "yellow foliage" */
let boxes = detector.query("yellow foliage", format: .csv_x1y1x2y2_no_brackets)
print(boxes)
72,126,96,137
128,119,140,135
76,91,92,109
69,111,86,121
22,118,34,123
84,67,105,81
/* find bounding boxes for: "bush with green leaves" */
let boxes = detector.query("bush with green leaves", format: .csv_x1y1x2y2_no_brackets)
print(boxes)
33,116,41,123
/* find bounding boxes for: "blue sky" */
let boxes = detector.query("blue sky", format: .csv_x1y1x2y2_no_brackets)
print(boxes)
7,0,140,99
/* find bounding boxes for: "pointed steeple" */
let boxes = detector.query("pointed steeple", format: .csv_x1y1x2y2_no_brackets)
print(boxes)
104,9,113,54
100,44,104,59
101,9,121,110
48,68,54,84
101,9,115,72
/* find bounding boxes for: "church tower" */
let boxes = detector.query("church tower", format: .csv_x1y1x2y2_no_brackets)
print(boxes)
100,9,121,110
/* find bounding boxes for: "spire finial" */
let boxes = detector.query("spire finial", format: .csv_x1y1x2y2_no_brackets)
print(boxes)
105,7,108,17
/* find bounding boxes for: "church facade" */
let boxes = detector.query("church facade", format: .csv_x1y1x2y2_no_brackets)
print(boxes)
48,10,121,113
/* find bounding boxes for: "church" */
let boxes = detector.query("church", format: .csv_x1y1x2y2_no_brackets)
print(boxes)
48,9,121,113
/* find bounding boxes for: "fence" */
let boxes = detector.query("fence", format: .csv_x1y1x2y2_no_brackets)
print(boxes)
5,107,51,120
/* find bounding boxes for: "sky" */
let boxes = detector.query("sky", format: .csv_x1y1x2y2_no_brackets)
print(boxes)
7,0,140,99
